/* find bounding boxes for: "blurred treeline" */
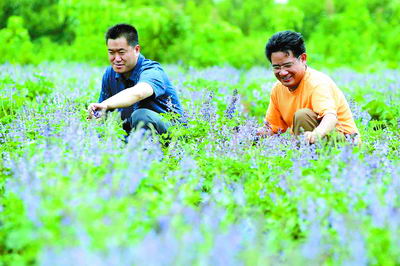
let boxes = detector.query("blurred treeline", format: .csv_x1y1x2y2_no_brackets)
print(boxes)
0,0,399,69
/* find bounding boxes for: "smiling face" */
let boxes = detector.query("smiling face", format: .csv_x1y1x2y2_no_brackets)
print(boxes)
107,37,140,78
271,50,307,91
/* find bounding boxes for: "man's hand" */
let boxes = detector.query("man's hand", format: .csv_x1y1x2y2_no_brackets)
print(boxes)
304,129,322,144
87,103,108,120
303,113,337,144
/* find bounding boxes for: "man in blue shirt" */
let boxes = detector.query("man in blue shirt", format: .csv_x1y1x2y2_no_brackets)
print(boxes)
87,24,183,135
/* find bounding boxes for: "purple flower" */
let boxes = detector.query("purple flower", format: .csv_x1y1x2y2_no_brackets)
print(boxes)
93,110,101,118
224,89,239,119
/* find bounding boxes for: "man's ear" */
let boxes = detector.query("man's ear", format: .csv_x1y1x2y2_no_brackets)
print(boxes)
300,53,307,63
134,45,141,55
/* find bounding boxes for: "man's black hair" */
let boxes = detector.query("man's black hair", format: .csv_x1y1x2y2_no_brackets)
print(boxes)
105,24,139,46
265,31,305,62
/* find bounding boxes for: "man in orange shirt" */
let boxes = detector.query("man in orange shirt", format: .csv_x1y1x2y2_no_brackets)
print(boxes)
258,30,359,144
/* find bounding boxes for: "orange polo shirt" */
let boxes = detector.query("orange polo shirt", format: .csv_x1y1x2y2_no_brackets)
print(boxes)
265,67,359,135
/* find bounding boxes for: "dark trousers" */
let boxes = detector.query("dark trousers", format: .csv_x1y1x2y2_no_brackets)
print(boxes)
127,109,171,135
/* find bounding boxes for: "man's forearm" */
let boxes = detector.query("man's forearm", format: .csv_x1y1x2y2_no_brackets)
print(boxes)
314,113,338,137
102,82,153,110
102,88,141,109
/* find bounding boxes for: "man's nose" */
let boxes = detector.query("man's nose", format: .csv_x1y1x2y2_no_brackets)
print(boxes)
278,69,289,76
114,54,122,61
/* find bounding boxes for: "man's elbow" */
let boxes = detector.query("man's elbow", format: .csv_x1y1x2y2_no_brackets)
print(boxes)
137,91,152,101
133,83,154,101
325,113,338,125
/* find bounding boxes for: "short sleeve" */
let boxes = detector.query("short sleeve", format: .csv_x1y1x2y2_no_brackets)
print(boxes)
138,68,166,98
265,88,288,133
312,85,337,119
99,71,111,102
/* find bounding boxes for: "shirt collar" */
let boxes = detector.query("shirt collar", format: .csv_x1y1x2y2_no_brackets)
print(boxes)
115,53,144,81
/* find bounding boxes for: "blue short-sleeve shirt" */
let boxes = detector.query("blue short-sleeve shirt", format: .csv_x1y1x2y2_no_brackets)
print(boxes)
99,54,183,121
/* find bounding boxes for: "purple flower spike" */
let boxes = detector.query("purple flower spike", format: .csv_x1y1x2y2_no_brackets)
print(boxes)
224,89,239,119
93,110,101,118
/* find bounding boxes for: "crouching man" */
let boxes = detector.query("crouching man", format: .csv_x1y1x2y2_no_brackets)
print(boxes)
258,30,360,144
87,24,183,136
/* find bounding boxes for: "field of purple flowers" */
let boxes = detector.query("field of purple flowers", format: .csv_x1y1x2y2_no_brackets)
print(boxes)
0,63,399,265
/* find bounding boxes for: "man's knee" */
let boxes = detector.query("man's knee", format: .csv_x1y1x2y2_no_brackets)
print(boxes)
294,108,315,121
129,109,170,135
293,108,319,135
130,109,153,128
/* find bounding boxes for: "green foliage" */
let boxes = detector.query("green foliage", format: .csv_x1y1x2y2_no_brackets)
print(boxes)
0,195,39,265
130,5,191,64
347,76,400,126
0,16,35,64
180,21,245,67
308,1,379,68
363,99,399,125
238,81,272,119
1,63,400,264
0,0,75,43
0,0,399,68
0,74,53,124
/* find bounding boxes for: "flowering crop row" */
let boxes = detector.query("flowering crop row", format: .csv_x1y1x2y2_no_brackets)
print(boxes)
0,63,399,265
